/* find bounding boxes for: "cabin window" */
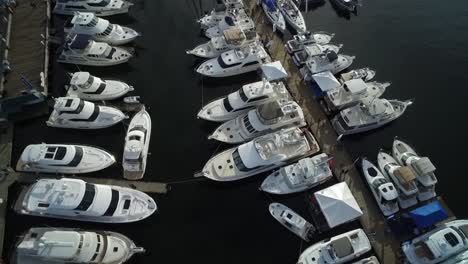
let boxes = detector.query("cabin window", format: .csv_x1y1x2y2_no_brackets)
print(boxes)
217,56,241,69
38,203,49,208
222,97,234,112
242,61,259,67
65,146,84,167
80,75,95,89
238,89,248,102
65,5,86,9
129,135,141,141
105,48,117,59
242,115,257,134
232,149,259,172
74,183,96,211
123,199,131,210
54,147,67,160
445,233,460,247
98,24,114,36
87,0,111,7
59,99,85,114
44,153,54,159
248,95,268,103
113,247,119,252
103,189,119,216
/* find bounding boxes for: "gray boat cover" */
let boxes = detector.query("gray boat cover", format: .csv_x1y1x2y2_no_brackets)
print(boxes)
413,157,436,175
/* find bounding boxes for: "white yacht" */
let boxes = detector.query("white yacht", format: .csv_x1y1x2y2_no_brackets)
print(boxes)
340,68,376,82
204,14,255,39
198,4,246,30
16,228,144,264
361,158,399,216
285,31,335,54
269,203,315,241
209,100,305,144
300,51,355,79
198,127,320,181
14,178,157,223
261,153,333,194
298,229,371,264
331,98,413,135
352,257,380,264
64,12,139,45
324,79,390,111
278,0,306,32
66,72,133,101
187,27,258,58
58,35,132,66
261,0,286,32
123,107,151,180
393,138,437,201
46,97,127,129
53,0,133,16
16,143,115,174
378,151,419,209
196,43,270,77
402,220,468,264
197,80,289,122
292,43,343,66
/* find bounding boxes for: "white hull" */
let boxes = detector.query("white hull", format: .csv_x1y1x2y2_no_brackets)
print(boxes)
47,106,127,130
66,80,133,101
196,63,262,77
279,0,306,32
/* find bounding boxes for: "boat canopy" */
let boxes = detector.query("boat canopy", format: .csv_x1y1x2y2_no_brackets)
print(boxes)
264,0,278,11
409,201,448,229
312,71,341,92
394,166,416,182
261,61,289,81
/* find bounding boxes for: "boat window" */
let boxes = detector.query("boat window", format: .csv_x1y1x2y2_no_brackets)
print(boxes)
232,149,259,172
445,233,460,247
80,75,94,89
65,146,84,167
74,183,96,211
69,104,100,122
242,115,257,134
99,24,114,36
238,89,249,102
44,153,54,159
248,95,268,103
88,17,99,27
222,97,234,112
343,84,350,92
54,147,67,160
65,5,87,9
105,47,117,59
87,0,111,7
37,203,49,208
242,61,259,67
217,56,241,69
59,99,85,114
367,167,378,177
123,199,131,210
103,189,119,216
129,135,141,141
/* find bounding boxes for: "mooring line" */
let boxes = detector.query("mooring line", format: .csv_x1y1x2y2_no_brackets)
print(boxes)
165,177,206,185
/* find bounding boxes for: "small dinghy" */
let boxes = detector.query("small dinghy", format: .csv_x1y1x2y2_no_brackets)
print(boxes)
53,0,133,16
285,31,335,54
47,97,128,129
292,43,343,66
278,0,306,32
66,72,133,101
261,153,333,194
269,203,315,241
123,107,152,180
16,143,115,174
16,227,144,264
340,67,376,82
261,0,286,33
14,178,157,223
124,96,141,104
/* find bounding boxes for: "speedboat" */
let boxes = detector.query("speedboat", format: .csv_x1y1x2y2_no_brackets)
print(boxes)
402,220,468,264
197,80,289,122
298,228,371,264
330,0,359,12
204,14,255,39
198,4,245,30
378,151,419,209
14,178,157,223
331,98,413,135
269,203,315,241
16,143,115,174
340,67,376,82
208,100,305,144
278,0,306,32
53,0,133,16
198,127,320,181
123,107,152,180
300,51,355,78
261,0,286,33
324,79,390,111
187,27,258,58
58,35,132,66
352,257,380,264
196,43,270,77
361,158,399,216
16,227,144,264
261,153,333,194
66,72,133,101
64,12,139,45
292,43,343,66
285,31,335,54
46,97,127,129
393,138,437,201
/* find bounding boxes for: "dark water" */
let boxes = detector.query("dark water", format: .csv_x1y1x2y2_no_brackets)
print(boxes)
4,0,468,263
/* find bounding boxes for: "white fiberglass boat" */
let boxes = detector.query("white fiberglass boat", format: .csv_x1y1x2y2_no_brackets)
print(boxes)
278,0,306,32
64,12,139,45
16,227,144,264
198,127,320,181
187,27,258,58
66,72,133,101
298,229,371,264
58,35,132,66
261,153,333,194
300,51,355,78
269,203,315,241
197,80,289,122
261,0,286,32
340,68,376,82
331,98,413,135
361,158,399,216
14,178,157,223
123,107,152,180
331,0,359,12
16,143,115,174
204,14,255,39
53,0,133,16
196,43,270,77
286,31,335,54
292,43,343,66
209,100,305,144
47,97,127,129
324,79,390,111
198,4,246,30
402,220,468,264
392,138,437,201
378,151,419,209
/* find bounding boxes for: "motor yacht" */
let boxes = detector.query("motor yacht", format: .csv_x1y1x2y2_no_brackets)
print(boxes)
53,0,133,16
198,4,246,30
340,68,376,82
300,51,355,79
66,72,133,101
285,31,335,54
292,43,343,66
269,203,315,241
278,0,306,32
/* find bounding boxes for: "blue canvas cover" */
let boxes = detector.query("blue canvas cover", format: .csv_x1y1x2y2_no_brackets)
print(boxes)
264,0,277,12
409,201,448,229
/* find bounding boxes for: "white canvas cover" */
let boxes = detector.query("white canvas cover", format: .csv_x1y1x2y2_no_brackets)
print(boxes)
314,182,363,228
261,61,289,81
312,71,341,92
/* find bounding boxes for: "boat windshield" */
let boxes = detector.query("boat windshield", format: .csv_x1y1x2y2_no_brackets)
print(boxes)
98,24,114,36
74,183,96,211
104,47,116,59
79,75,94,89
223,97,234,112
238,88,249,102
